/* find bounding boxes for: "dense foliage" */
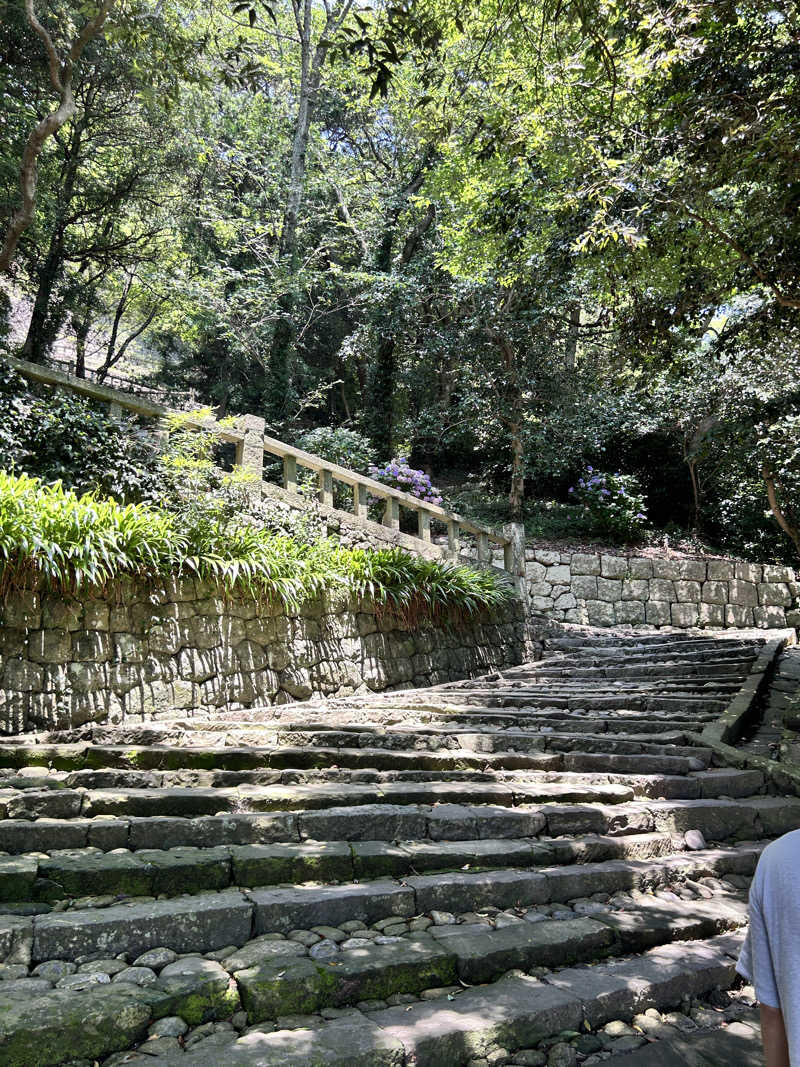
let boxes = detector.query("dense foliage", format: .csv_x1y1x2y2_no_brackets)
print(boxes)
571,471,648,544
0,469,513,623
1,0,798,560
0,360,158,499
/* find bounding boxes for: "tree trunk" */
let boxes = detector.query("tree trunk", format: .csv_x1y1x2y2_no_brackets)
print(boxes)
267,0,346,423
508,419,525,522
687,457,701,532
19,111,86,362
0,0,114,274
564,301,580,369
366,179,435,457
73,310,91,378
21,234,64,361
368,338,396,458
763,463,800,559
487,324,526,521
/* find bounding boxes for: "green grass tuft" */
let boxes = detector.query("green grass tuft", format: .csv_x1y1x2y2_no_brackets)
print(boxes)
0,470,513,625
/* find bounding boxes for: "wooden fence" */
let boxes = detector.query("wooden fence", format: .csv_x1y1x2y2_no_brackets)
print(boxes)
7,356,525,578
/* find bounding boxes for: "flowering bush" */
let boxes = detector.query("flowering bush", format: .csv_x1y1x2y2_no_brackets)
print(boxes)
369,457,443,505
570,468,648,542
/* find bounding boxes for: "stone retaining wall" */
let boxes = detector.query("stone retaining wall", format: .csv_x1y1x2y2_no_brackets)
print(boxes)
524,549,800,629
0,581,527,734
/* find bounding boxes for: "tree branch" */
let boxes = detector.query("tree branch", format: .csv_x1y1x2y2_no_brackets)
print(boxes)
0,0,115,275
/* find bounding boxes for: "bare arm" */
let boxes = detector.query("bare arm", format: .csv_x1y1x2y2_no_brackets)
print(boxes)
761,1003,790,1067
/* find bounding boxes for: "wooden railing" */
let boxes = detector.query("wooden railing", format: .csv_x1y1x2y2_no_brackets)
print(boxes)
7,355,525,577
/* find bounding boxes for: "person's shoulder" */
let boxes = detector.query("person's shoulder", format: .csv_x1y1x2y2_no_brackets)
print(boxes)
757,828,800,873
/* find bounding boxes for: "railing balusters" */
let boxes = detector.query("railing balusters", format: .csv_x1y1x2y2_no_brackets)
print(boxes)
447,520,460,557
353,483,368,520
283,455,298,494
9,355,519,574
383,496,400,530
417,509,431,542
318,469,334,507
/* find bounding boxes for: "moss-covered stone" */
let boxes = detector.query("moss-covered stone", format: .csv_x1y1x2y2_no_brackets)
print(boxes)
0,987,151,1066
0,857,37,902
230,842,352,888
235,956,337,1023
154,958,241,1025
36,852,151,901
319,936,457,1006
137,846,231,896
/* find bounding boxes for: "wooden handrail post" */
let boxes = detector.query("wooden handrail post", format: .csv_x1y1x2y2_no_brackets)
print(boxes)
318,469,334,507
283,454,298,494
235,414,266,501
447,520,460,557
383,496,400,530
353,483,368,520
417,509,431,542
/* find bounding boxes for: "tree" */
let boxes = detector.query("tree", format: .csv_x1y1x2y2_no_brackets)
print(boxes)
0,0,115,273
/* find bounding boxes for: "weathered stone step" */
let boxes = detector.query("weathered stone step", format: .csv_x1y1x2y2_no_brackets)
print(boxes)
234,903,749,1025
0,792,791,859
0,767,762,821
68,779,638,819
0,927,749,1067
3,765,764,825
0,832,679,902
57,746,719,787
460,679,743,693
545,633,762,650
142,934,746,1067
12,846,760,966
415,689,732,713
33,737,717,778
528,662,756,679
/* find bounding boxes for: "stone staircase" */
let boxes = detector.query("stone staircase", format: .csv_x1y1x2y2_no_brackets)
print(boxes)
0,630,794,1066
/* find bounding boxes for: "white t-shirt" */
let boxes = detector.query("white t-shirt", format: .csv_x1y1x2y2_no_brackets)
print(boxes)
737,828,800,1064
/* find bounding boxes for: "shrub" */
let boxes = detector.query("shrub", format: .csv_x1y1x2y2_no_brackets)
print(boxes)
0,359,159,501
368,457,443,505
295,427,375,510
295,427,375,473
0,470,513,623
570,468,648,542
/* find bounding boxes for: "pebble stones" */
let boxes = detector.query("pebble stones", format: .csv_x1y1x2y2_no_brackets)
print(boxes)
308,939,339,960
133,947,177,969
684,829,707,850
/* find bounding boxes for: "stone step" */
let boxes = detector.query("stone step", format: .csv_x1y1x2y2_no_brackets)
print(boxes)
449,680,743,694
69,780,641,819
46,765,762,805
544,634,761,650
0,767,766,826
0,792,791,857
137,934,746,1067
0,926,750,1067
9,846,759,966
6,741,700,776
529,662,756,679
0,832,679,903
412,692,732,713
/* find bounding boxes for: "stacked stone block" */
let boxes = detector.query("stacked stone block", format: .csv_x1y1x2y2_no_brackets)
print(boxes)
0,581,526,734
523,550,798,630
